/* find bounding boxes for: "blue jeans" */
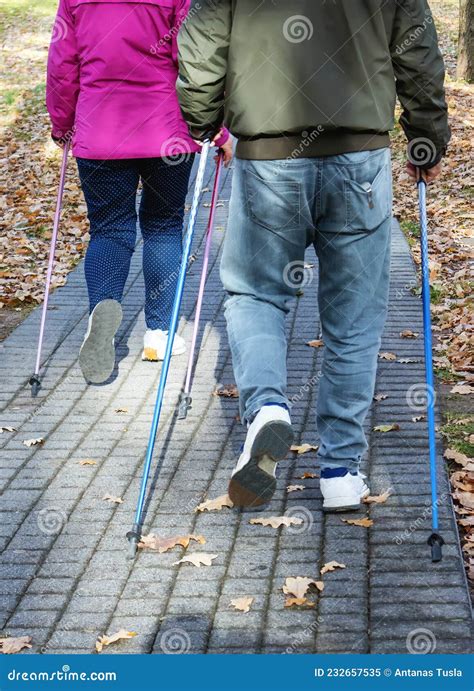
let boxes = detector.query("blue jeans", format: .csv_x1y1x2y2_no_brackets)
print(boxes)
221,148,392,472
77,156,194,330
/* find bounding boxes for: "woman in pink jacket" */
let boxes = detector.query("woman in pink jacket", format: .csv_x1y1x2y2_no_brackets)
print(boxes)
46,0,231,383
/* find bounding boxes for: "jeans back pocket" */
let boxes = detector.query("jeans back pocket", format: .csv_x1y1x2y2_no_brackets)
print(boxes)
244,168,301,233
344,159,392,232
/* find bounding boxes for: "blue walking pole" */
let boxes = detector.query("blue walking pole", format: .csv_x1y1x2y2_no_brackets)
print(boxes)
418,174,444,562
127,143,210,559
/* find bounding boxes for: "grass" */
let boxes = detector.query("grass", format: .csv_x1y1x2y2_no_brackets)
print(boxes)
441,413,474,457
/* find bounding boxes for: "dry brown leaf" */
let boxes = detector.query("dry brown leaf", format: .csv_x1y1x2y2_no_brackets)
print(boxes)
363,490,392,504
0,636,32,654
79,458,97,466
22,437,44,447
373,424,400,433
444,448,472,467
373,393,388,401
195,494,233,513
453,492,474,510
300,472,318,479
287,484,305,493
320,561,346,575
400,330,419,339
0,426,16,434
450,384,473,395
250,516,303,529
213,385,239,398
283,576,324,599
102,494,123,504
285,597,314,607
138,533,205,553
173,552,218,568
114,407,129,414
230,597,254,613
96,629,137,653
341,517,373,528
306,339,324,348
378,352,396,361
290,443,319,455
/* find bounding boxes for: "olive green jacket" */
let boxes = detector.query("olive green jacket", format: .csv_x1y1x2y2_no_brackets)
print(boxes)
177,0,450,161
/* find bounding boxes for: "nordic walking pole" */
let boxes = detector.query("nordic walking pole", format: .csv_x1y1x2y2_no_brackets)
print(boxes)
418,172,444,562
126,142,211,559
29,141,70,397
177,151,224,420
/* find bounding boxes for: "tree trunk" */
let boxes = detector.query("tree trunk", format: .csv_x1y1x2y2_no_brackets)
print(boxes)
458,0,474,82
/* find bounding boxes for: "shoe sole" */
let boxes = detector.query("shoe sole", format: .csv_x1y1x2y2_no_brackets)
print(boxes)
142,343,186,362
79,300,122,383
228,420,294,508
322,488,370,513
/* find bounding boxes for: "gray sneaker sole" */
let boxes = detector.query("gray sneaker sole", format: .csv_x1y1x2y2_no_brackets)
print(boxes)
228,420,294,508
79,300,123,384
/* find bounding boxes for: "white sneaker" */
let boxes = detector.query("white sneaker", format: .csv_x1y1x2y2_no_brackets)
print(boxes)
320,471,370,512
142,329,186,362
79,299,123,384
228,405,294,508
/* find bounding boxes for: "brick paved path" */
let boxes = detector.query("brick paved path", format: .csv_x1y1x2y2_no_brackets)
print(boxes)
0,159,471,655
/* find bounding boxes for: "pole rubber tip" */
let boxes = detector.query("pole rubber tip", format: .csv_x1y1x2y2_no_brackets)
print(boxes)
428,533,444,563
126,531,140,560
29,375,41,398
177,393,192,421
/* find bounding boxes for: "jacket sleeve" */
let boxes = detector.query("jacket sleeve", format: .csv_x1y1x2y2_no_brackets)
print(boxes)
46,0,80,139
176,0,232,134
390,0,450,161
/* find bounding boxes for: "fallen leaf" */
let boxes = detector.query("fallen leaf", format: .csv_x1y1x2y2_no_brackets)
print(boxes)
213,385,239,398
400,330,419,339
444,449,472,467
138,534,205,553
283,576,324,599
412,415,426,422
373,424,400,433
285,597,315,608
79,458,96,466
195,494,233,513
300,472,318,479
114,407,128,414
378,352,396,361
173,552,218,568
102,494,123,504
306,339,324,348
341,517,373,527
453,492,474,510
373,393,388,401
96,629,137,653
291,443,319,455
320,561,346,575
0,426,16,434
22,437,44,447
287,485,305,493
363,490,392,504
230,597,254,613
249,516,303,529
0,636,32,654
450,384,473,395
399,358,422,364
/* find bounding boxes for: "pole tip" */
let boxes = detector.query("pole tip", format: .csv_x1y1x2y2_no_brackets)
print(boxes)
126,530,140,560
29,375,41,398
428,533,444,563
177,393,192,421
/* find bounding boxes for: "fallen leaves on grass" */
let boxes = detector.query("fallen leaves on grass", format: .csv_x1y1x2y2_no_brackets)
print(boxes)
291,443,318,455
378,352,396,361
102,494,123,504
250,516,303,529
373,424,400,433
22,437,44,447
306,339,324,348
96,629,137,653
195,494,233,513
230,597,254,613
79,458,96,466
0,636,32,654
213,385,239,398
363,490,392,505
450,384,473,395
341,517,373,528
444,448,473,467
287,485,305,493
320,561,346,575
283,576,323,607
0,426,15,433
173,552,218,568
138,534,205,553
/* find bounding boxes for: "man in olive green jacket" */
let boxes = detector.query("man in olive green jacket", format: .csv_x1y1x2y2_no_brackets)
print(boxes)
177,1,450,511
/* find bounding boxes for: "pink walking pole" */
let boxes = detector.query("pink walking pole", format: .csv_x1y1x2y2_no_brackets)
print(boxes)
177,152,223,419
29,142,70,397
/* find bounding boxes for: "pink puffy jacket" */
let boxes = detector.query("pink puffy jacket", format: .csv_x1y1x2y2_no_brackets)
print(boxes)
46,0,228,159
